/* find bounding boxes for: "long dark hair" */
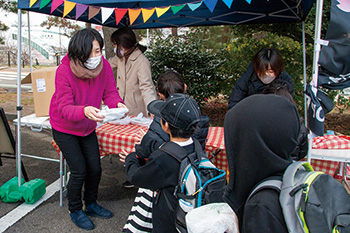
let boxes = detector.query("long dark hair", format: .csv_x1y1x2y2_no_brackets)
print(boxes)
110,27,146,58
68,28,104,65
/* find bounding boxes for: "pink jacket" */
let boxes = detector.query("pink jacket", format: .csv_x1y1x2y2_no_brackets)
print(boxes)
49,54,124,136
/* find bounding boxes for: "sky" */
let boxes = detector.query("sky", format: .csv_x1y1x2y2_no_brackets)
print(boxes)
0,10,49,27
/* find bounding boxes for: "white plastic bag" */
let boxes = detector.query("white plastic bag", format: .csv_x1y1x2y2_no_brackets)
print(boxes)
99,106,129,123
186,203,239,233
130,113,153,128
109,116,132,125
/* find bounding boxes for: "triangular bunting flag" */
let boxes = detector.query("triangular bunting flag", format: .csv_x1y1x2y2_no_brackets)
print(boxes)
29,0,38,8
141,8,155,23
115,8,128,25
155,6,170,17
222,0,233,8
187,2,202,11
128,9,141,25
51,0,64,13
101,7,114,23
204,0,218,12
39,0,51,9
76,3,88,19
171,4,186,14
89,6,100,20
245,0,252,3
63,1,76,17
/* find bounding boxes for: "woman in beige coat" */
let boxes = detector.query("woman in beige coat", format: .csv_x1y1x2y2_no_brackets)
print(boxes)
109,28,157,116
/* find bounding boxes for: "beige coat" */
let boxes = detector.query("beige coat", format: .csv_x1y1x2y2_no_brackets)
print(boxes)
108,48,157,116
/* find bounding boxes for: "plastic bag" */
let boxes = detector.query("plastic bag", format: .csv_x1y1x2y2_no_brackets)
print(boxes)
109,116,132,125
99,106,129,123
186,203,239,233
130,113,153,128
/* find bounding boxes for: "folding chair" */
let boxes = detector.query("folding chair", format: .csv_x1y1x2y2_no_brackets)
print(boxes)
0,107,29,182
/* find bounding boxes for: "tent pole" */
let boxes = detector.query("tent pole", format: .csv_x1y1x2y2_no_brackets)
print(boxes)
16,9,23,186
311,0,324,87
302,21,307,127
28,12,32,73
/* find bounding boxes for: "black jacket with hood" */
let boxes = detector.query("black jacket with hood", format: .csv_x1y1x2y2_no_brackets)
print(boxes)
228,63,294,109
223,94,301,232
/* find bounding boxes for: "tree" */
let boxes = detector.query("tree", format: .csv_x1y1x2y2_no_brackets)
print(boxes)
40,16,82,38
0,0,17,44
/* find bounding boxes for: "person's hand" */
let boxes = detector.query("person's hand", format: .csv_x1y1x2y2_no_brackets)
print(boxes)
84,106,104,122
135,129,146,145
149,113,155,119
119,148,135,164
117,102,129,118
117,102,128,109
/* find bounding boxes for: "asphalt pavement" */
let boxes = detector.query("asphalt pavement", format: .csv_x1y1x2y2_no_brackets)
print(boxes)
0,121,138,232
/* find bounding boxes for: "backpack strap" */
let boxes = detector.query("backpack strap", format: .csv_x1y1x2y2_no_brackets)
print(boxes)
159,138,205,165
282,161,314,188
159,141,188,162
247,179,282,201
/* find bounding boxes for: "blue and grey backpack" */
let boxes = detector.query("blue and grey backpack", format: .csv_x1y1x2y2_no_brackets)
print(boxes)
159,138,227,233
247,161,350,233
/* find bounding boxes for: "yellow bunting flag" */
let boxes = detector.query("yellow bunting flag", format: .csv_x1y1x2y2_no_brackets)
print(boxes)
128,9,141,25
141,8,155,23
155,6,170,18
63,1,76,17
29,0,39,7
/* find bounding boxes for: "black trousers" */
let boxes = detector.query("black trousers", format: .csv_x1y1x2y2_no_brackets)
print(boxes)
52,128,102,213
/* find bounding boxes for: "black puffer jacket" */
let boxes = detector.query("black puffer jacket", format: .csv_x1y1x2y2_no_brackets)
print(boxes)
228,63,294,109
135,115,210,158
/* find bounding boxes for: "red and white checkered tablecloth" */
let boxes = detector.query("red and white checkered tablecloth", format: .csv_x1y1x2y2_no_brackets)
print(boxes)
311,135,350,177
205,127,227,172
96,123,148,156
52,124,229,172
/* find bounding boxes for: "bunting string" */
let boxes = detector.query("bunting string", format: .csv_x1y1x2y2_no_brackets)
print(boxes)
30,0,252,26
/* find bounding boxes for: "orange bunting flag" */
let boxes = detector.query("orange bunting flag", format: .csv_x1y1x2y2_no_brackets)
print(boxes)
141,8,155,23
128,9,141,25
88,6,100,20
29,0,39,8
63,1,76,17
155,6,170,18
115,8,128,25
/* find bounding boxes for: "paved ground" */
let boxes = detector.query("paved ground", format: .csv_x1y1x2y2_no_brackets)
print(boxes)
0,105,138,232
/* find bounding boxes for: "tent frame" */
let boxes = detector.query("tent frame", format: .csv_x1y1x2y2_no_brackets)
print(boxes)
15,0,320,184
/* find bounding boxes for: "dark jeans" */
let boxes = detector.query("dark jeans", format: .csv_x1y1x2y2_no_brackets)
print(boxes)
52,128,102,213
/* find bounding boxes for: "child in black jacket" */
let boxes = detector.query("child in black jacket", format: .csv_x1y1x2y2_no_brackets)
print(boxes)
125,94,202,233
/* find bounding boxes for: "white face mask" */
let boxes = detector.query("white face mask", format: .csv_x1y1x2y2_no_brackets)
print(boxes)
259,75,276,84
84,55,102,70
120,48,125,56
114,47,117,54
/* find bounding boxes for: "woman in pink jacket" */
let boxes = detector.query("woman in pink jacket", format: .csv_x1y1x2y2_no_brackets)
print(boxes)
49,28,127,230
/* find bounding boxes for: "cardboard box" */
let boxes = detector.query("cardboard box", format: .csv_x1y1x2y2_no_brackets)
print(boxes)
21,67,57,117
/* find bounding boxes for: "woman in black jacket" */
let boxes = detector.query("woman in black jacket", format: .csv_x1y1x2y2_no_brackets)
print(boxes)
228,48,294,109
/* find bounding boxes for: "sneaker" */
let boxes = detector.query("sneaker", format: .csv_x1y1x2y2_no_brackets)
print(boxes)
70,209,95,230
123,180,134,188
85,202,113,219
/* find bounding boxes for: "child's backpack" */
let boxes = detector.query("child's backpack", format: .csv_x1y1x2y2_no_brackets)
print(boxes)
247,161,350,233
159,138,227,233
